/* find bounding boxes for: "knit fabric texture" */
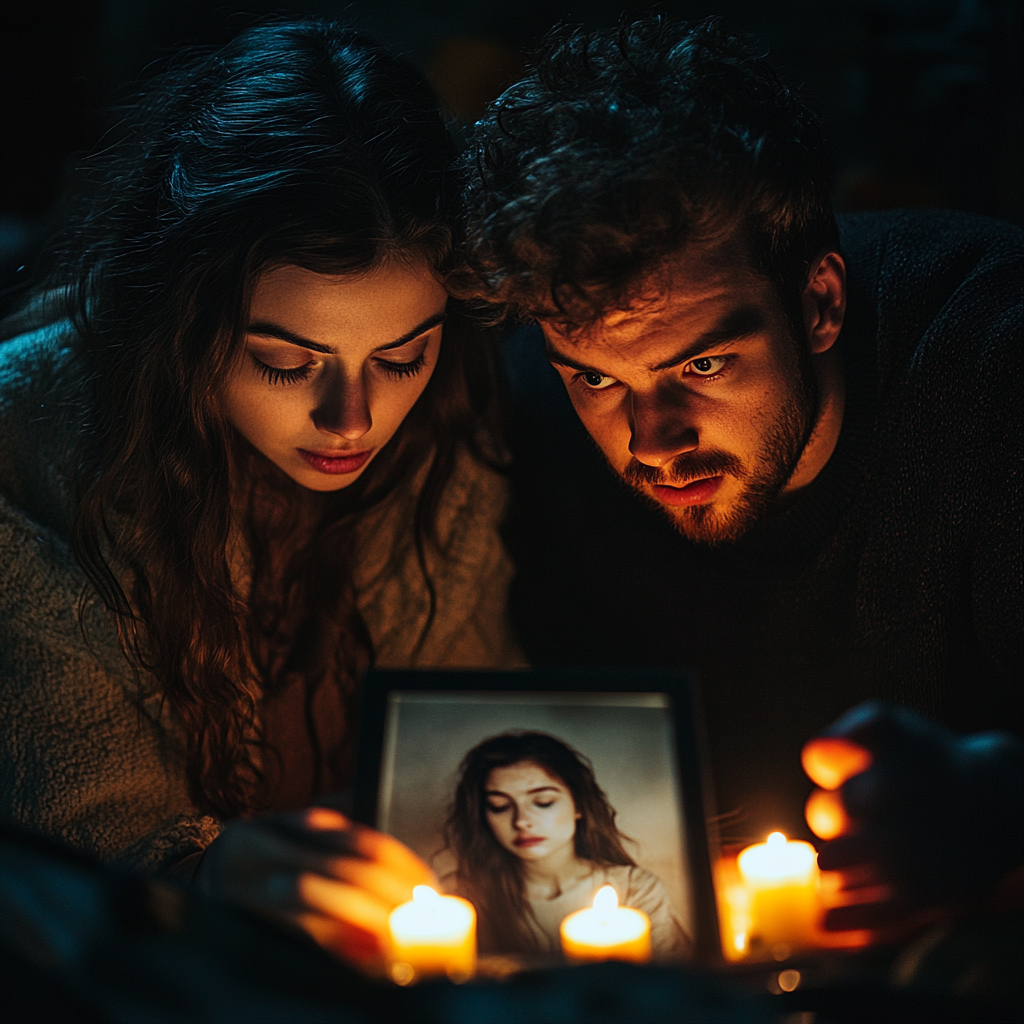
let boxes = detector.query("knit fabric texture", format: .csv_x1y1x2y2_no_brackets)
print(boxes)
0,322,522,877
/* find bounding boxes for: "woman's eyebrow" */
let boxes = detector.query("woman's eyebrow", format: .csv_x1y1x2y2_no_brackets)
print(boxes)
247,320,335,353
373,311,446,352
245,311,447,355
526,785,561,795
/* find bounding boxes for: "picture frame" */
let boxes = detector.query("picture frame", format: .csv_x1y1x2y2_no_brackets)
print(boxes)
353,667,721,964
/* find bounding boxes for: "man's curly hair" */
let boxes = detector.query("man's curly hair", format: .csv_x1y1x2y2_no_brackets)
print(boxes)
453,16,839,328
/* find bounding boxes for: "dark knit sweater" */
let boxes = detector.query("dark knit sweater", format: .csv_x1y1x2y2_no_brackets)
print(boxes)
504,210,1023,843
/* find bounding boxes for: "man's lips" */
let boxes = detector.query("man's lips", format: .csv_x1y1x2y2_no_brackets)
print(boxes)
651,475,724,507
298,448,373,475
513,835,545,847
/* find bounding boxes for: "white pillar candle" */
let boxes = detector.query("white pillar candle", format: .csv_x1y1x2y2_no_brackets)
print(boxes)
387,885,476,984
560,884,652,963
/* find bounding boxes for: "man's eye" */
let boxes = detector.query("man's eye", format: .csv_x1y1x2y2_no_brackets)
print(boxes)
686,356,729,377
579,371,617,389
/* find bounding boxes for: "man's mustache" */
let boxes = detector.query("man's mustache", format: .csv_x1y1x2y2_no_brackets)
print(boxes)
622,449,742,488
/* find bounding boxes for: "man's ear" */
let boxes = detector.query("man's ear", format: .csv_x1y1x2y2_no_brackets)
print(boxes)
803,251,846,355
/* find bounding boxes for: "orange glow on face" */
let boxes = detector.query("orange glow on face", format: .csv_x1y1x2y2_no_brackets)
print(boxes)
804,787,849,840
801,738,872,790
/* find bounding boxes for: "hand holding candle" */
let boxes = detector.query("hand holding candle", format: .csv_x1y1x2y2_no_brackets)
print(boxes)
560,885,652,963
387,885,476,984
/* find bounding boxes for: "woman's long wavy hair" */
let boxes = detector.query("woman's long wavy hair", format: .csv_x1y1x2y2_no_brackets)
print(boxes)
38,20,500,819
443,732,635,953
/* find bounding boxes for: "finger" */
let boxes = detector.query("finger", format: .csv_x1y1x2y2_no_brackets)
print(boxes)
237,826,358,884
802,738,873,791
294,910,384,968
823,894,906,932
321,855,423,907
298,872,393,936
347,827,437,887
816,831,887,873
805,787,851,839
304,807,350,831
822,701,957,757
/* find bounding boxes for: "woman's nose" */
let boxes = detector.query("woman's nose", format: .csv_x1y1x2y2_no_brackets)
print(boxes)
312,372,372,439
514,809,534,831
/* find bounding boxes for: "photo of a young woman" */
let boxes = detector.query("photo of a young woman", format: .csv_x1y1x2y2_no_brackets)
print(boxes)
442,731,690,960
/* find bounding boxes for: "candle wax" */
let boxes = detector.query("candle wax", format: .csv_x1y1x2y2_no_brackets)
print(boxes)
737,832,819,955
560,885,652,964
388,885,476,984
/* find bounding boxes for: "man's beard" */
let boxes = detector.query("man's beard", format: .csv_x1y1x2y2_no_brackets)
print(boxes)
621,345,818,546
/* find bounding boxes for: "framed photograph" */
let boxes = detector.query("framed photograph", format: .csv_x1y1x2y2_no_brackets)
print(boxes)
354,668,720,964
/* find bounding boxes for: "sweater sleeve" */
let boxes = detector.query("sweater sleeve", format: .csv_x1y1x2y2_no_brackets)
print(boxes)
625,866,692,962
0,494,220,878
353,447,528,669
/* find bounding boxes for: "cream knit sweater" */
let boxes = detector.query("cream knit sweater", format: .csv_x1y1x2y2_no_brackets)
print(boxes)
0,322,523,878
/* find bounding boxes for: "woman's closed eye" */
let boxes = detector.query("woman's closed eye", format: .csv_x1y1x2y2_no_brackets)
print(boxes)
486,801,512,814
251,354,316,386
375,352,426,379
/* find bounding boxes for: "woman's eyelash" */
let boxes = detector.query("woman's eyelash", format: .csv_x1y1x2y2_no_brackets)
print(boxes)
253,358,314,386
377,353,426,379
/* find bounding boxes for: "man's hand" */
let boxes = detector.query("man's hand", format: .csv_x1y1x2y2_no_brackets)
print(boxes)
194,807,437,970
802,702,1023,934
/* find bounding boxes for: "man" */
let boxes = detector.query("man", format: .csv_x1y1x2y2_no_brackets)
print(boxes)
455,17,1022,930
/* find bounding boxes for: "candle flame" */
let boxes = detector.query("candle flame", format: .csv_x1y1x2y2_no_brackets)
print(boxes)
412,885,440,903
593,885,618,915
766,831,787,847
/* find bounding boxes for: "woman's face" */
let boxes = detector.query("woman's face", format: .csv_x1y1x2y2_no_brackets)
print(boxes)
484,761,580,862
221,262,448,492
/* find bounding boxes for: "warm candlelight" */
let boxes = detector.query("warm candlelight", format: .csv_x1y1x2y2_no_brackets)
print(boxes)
387,885,476,984
736,832,819,955
560,885,652,964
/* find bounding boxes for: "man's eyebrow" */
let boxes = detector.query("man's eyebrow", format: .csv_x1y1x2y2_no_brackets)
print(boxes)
649,305,766,371
545,304,766,374
246,311,447,355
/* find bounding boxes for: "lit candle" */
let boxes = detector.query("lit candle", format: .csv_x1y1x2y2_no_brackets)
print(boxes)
387,885,476,984
560,885,652,964
736,832,819,955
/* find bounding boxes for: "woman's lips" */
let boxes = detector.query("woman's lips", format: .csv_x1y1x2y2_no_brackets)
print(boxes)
513,835,545,847
652,475,724,507
298,448,373,475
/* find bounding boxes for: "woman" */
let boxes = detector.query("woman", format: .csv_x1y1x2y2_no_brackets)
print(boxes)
0,20,520,964
443,732,689,959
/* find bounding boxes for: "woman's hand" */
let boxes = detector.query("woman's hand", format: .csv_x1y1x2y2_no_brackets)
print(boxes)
194,807,437,970
802,702,1024,936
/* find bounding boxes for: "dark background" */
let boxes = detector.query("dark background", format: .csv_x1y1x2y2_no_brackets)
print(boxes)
2,0,1022,305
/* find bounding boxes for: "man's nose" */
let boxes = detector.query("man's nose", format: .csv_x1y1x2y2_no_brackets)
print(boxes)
627,389,698,467
312,370,372,439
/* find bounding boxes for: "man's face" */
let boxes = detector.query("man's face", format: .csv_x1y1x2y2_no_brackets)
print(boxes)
542,245,818,545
